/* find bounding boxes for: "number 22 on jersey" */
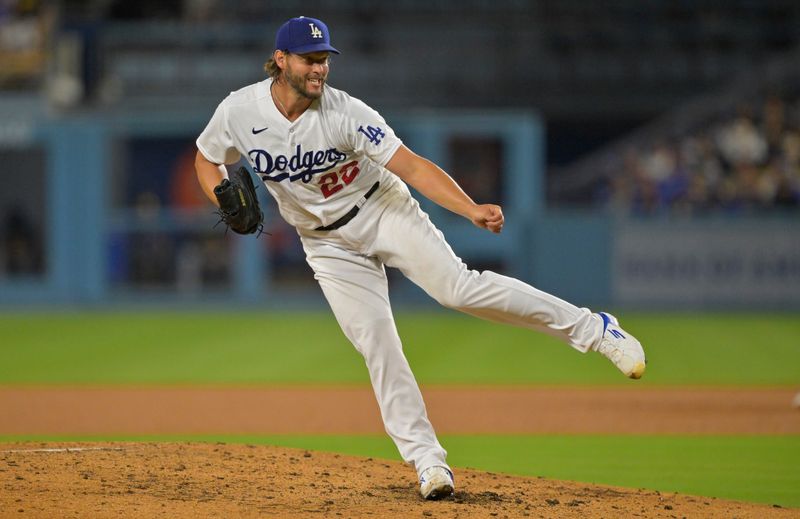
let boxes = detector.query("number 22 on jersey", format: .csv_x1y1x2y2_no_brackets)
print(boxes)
319,160,360,198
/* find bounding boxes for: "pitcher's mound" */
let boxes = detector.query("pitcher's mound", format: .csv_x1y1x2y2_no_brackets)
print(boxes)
0,442,794,518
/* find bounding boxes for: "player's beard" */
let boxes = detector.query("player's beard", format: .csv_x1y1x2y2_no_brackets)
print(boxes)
283,63,325,100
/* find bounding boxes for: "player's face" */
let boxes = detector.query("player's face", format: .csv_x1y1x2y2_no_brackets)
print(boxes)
283,52,330,99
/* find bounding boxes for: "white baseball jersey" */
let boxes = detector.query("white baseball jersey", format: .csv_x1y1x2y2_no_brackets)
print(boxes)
196,78,405,231
196,75,619,482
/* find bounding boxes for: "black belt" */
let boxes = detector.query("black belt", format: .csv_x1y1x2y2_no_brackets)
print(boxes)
315,182,380,231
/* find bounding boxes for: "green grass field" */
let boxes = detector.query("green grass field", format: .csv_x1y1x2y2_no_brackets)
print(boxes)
1,311,799,507
1,311,799,385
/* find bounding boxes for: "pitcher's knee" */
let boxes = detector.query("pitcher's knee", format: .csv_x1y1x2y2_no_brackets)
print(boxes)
427,269,486,309
340,316,402,356
431,289,463,309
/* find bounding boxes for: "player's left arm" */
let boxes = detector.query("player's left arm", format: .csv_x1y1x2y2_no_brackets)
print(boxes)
385,145,504,233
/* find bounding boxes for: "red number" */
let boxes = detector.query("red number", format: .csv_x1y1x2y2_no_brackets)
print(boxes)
318,161,361,199
319,172,343,198
340,161,360,185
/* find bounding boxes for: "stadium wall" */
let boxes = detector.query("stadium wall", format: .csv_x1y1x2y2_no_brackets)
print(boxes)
1,107,797,310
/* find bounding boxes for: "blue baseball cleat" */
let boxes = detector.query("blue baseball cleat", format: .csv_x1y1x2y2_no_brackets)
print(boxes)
593,312,646,379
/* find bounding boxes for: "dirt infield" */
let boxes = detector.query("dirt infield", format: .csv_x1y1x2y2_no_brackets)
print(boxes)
2,442,798,519
1,386,799,518
1,386,799,435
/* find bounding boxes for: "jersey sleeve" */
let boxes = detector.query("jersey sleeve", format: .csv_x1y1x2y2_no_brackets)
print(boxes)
342,98,403,166
196,101,242,165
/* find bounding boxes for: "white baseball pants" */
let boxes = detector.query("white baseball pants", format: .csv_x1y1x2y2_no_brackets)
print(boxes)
298,185,604,476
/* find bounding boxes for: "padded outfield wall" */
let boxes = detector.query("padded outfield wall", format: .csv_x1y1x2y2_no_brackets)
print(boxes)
1,102,798,310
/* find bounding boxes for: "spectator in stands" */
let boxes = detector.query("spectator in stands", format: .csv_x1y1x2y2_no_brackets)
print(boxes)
603,90,800,215
0,0,51,88
2,206,44,276
715,110,768,168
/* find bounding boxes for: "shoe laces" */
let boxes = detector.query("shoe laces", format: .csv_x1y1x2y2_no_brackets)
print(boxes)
597,337,625,363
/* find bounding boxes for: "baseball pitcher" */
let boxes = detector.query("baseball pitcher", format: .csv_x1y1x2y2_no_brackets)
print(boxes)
195,16,646,500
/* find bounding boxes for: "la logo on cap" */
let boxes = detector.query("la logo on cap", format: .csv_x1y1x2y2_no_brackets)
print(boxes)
275,16,340,54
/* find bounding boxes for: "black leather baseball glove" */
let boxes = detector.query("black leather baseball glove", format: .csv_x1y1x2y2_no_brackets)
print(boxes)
213,166,264,235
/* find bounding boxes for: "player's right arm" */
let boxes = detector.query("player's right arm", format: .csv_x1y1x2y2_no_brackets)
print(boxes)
386,145,504,234
194,151,227,207
338,95,502,233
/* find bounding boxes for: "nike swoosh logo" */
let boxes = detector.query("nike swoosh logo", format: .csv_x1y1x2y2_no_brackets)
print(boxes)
252,127,269,134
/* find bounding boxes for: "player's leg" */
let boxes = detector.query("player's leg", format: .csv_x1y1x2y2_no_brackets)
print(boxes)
369,197,598,349
367,197,645,378
299,233,451,478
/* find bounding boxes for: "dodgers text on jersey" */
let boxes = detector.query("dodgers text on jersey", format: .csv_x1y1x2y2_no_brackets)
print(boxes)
249,145,347,183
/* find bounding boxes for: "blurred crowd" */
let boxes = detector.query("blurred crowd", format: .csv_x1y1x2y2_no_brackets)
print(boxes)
0,0,53,88
601,93,800,216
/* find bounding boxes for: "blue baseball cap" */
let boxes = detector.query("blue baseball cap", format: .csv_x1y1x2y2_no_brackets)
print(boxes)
275,16,340,55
